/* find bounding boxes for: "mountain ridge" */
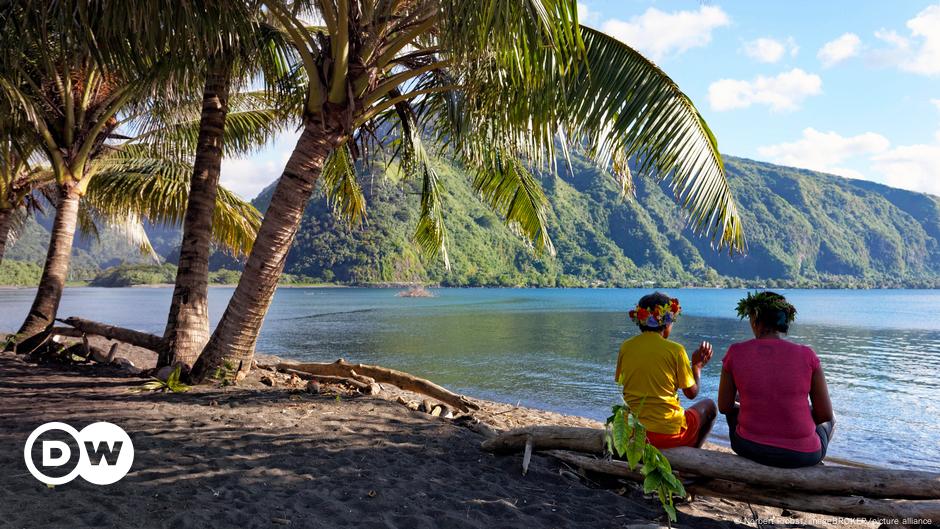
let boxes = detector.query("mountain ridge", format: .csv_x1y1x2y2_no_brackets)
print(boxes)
3,154,940,288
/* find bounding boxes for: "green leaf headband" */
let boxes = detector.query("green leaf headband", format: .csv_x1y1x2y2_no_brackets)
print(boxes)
735,291,796,325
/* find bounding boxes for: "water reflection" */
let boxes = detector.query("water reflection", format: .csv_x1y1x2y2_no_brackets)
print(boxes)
0,286,937,470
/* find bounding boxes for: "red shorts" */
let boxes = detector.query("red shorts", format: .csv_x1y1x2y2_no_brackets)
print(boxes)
646,408,701,449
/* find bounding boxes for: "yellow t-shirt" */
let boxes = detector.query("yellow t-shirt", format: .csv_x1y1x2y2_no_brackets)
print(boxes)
614,332,696,435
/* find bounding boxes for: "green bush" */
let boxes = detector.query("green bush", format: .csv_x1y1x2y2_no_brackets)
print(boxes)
90,263,177,287
0,260,44,286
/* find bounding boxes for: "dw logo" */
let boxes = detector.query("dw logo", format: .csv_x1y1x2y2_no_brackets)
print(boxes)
23,422,134,485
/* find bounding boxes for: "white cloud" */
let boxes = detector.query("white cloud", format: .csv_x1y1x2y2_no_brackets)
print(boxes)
756,101,940,197
872,144,940,195
757,128,890,177
874,29,909,50
873,4,940,76
577,3,600,25
902,4,940,75
817,33,862,67
601,5,730,61
708,68,822,112
743,37,798,63
220,131,300,199
869,99,940,195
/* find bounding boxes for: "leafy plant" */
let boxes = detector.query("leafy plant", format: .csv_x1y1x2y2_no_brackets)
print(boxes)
606,403,687,523
2,333,16,352
131,366,191,394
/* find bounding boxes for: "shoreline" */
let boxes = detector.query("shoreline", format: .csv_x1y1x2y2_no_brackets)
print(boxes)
4,283,940,291
0,351,887,528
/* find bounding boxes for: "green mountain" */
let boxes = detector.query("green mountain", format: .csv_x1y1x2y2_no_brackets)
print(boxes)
4,154,940,288
253,155,940,288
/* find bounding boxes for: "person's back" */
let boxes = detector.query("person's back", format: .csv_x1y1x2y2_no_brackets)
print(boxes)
614,292,717,449
723,338,820,452
616,332,692,435
718,291,835,468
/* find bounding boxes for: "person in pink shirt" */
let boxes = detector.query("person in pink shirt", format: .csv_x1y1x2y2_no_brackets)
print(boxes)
717,292,835,468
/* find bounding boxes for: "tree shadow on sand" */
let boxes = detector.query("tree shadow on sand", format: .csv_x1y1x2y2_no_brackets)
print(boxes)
0,358,757,529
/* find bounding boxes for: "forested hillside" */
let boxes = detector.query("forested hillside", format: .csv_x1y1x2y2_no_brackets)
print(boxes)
4,155,940,288
255,155,940,288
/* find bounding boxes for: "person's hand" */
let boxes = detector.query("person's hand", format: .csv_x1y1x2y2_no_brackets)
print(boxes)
691,341,713,369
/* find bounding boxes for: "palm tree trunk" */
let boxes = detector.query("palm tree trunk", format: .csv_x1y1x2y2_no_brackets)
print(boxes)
161,58,233,369
190,121,343,382
0,208,11,265
17,186,81,338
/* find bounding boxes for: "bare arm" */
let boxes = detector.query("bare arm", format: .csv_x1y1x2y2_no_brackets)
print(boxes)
717,369,737,414
682,341,712,399
810,366,834,425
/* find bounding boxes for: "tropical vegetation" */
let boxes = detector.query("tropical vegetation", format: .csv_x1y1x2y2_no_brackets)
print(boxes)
187,1,744,383
9,153,936,290
0,2,268,346
1,1,744,385
251,154,940,289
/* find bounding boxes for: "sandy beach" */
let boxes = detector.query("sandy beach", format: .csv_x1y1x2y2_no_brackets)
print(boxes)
0,344,885,529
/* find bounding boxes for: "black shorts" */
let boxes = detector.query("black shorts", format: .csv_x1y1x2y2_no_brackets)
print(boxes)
725,408,833,468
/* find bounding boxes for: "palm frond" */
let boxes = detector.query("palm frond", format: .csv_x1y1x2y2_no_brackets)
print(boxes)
414,159,449,270
426,22,743,253
5,207,28,247
562,27,743,252
467,148,554,256
322,143,367,226
388,100,450,267
84,155,261,257
125,91,291,160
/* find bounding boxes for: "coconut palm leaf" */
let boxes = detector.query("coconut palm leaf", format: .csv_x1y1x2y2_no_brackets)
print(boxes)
413,157,449,270
467,147,554,255
126,91,293,160
321,143,367,227
84,156,261,257
560,27,743,252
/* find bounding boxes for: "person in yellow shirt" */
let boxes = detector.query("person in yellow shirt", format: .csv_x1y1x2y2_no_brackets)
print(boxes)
615,292,716,449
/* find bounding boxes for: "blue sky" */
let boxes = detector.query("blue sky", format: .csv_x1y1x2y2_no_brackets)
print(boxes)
221,1,940,199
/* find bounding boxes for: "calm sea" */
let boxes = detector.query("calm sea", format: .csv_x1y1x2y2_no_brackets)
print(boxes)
1,287,938,471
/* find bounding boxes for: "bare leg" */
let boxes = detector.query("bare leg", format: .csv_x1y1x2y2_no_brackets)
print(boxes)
690,399,717,448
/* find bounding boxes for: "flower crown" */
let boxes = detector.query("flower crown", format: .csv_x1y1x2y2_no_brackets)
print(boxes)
629,298,681,328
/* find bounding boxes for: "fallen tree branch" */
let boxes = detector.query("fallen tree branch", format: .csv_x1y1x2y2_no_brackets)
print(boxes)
59,317,165,353
546,450,940,519
486,426,940,500
481,426,604,454
49,327,83,338
275,359,479,412
278,367,372,391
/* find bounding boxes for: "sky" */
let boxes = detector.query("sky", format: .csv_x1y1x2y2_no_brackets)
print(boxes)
220,1,940,199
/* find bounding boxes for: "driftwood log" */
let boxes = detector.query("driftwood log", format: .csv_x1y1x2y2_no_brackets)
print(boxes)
59,317,165,352
481,426,605,454
547,450,940,520
49,326,84,339
484,426,940,500
276,367,381,394
275,359,479,412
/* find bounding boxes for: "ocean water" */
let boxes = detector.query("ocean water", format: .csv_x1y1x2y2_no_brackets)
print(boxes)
1,287,937,471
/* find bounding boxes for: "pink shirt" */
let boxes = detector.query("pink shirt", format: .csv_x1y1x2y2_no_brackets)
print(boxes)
722,338,822,453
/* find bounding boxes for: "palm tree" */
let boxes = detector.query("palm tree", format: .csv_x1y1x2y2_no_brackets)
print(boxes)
159,19,296,369
190,1,746,382
0,130,42,264
0,125,262,269
63,0,295,368
0,4,265,339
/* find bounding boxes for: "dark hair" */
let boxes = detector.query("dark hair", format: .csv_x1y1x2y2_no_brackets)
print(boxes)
736,291,797,333
637,291,671,332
